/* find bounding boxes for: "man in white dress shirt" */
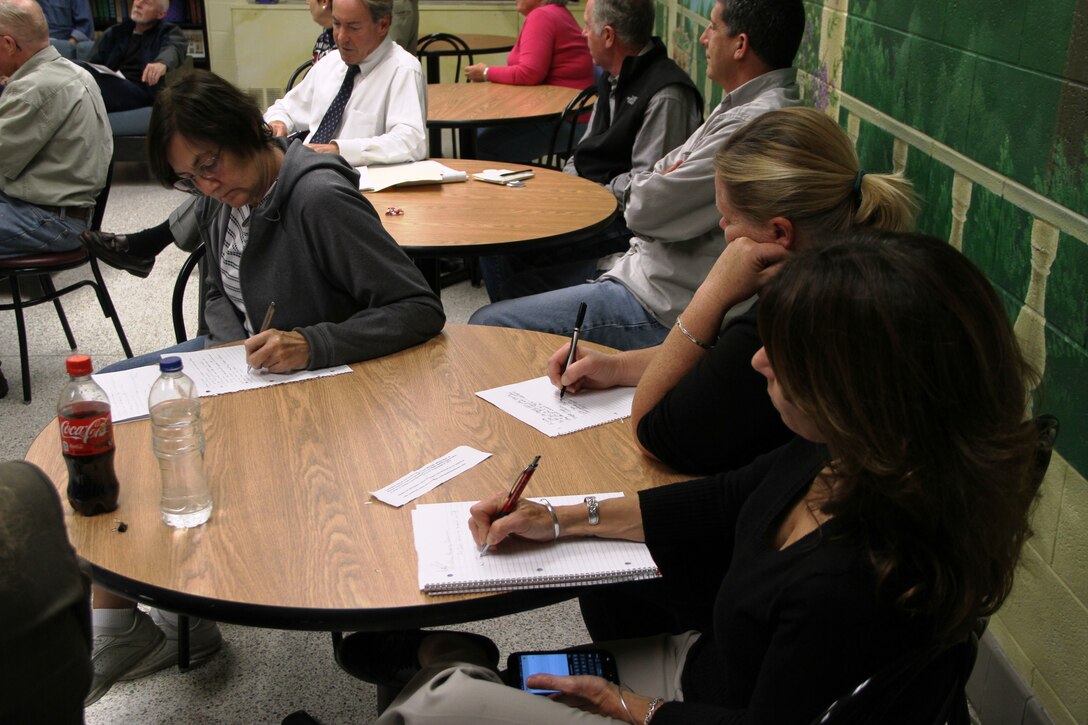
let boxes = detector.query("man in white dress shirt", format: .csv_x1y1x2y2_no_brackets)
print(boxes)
264,0,427,168
80,0,427,276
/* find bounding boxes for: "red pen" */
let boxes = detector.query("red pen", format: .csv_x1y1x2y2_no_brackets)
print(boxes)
480,455,541,556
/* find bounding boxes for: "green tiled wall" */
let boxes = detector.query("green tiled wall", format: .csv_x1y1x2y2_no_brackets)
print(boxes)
658,0,1087,720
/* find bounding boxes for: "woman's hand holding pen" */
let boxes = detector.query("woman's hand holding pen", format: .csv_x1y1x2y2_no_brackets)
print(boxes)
469,494,559,550
469,494,646,549
546,344,635,394
244,329,311,373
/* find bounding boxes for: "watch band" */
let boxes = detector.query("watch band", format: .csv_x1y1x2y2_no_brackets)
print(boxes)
483,66,489,81
584,495,600,526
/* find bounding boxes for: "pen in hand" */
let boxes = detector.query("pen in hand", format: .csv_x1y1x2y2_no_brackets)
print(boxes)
480,455,541,557
559,302,587,399
247,301,277,375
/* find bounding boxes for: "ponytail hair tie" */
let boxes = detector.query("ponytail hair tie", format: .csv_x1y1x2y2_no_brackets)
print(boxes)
853,170,867,207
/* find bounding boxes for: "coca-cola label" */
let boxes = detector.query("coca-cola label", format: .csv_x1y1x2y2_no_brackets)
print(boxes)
59,413,115,456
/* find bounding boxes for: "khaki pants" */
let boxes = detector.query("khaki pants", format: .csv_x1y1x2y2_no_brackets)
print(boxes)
377,631,701,724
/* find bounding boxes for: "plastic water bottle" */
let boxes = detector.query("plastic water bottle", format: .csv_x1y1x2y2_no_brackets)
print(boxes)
149,356,212,528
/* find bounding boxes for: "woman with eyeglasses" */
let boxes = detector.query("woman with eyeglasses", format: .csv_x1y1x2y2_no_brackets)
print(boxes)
98,69,444,375
85,69,444,703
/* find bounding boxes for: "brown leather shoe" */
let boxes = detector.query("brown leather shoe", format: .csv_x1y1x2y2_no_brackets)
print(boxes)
80,231,155,278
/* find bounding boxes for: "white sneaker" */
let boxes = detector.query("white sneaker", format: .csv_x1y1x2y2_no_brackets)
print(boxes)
120,608,223,681
86,609,165,705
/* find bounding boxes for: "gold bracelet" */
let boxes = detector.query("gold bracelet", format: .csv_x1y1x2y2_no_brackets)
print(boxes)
617,684,638,725
675,316,714,350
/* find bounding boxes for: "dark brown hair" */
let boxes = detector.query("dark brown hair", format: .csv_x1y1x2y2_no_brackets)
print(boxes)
758,231,1039,646
147,69,274,189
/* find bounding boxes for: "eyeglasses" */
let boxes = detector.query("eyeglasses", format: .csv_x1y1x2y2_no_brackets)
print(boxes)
172,146,223,194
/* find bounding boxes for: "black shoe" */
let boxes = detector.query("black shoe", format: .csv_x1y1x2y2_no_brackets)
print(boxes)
80,231,155,278
0,363,8,399
335,629,499,688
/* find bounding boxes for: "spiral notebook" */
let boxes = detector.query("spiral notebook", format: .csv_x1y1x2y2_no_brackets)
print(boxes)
413,494,660,595
476,376,635,437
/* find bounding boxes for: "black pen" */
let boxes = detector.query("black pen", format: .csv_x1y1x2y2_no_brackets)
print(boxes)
559,302,587,399
500,169,533,176
480,455,541,557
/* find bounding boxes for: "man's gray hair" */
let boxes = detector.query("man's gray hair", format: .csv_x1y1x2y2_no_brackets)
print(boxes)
0,0,49,46
154,0,172,14
359,0,393,23
589,0,654,46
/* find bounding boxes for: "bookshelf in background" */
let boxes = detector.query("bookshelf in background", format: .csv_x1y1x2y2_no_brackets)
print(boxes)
89,0,210,69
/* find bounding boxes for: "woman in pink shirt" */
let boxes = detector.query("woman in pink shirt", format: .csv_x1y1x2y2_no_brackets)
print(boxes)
464,0,594,162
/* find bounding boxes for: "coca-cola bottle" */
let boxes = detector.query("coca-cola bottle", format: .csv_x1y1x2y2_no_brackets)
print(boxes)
58,354,120,515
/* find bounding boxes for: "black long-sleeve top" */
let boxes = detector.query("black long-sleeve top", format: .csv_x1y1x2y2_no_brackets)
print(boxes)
638,437,924,724
635,303,794,476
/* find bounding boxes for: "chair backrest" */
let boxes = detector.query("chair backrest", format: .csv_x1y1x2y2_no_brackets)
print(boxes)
172,243,207,343
91,161,115,233
814,633,979,725
416,33,474,82
544,85,597,170
285,59,314,94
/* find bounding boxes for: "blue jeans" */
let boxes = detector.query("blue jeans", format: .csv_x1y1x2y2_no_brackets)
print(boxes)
50,37,94,61
468,279,669,351
0,191,87,258
479,216,632,302
99,336,208,373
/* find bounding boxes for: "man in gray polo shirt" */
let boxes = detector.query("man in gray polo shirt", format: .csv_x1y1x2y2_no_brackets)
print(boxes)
469,0,804,351
0,0,111,259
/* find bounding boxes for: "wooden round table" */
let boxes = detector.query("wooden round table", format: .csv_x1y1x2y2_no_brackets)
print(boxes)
369,159,618,255
24,325,677,631
427,83,586,158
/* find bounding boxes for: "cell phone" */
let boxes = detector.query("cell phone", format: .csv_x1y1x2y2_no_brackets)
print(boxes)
505,649,620,695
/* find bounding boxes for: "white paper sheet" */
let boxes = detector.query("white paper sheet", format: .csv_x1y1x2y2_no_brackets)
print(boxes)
475,376,635,437
357,160,468,191
93,345,352,423
370,445,493,507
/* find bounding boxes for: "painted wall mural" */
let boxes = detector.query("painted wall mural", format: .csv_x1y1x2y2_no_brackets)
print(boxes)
657,0,1087,721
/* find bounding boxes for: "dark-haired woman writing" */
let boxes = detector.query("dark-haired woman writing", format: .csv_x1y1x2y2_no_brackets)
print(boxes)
355,232,1039,724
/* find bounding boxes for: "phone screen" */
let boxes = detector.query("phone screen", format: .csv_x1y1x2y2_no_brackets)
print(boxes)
518,653,570,694
515,651,615,694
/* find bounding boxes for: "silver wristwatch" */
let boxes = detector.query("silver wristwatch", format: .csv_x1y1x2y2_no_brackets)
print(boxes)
584,495,600,526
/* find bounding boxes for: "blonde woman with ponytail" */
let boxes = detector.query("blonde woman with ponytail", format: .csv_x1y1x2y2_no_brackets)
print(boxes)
550,106,917,474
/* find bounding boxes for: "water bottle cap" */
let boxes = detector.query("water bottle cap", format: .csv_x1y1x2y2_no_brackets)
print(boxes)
66,354,93,376
159,356,183,373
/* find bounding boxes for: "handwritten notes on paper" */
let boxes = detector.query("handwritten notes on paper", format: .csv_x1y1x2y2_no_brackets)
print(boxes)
93,346,352,422
371,446,493,507
412,493,660,595
475,376,635,437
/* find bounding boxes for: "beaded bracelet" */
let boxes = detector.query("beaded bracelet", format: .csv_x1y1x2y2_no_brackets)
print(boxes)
644,697,664,724
675,316,714,350
539,498,560,540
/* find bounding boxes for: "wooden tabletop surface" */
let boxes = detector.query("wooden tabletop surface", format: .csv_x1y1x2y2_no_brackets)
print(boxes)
25,326,678,630
427,83,584,126
419,33,516,56
370,159,618,254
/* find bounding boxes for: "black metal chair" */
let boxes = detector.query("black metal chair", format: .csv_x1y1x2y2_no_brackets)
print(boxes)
416,33,474,83
543,84,597,170
285,59,314,94
0,163,133,402
172,243,207,343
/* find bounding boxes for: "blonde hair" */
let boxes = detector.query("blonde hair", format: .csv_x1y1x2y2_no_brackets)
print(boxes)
714,107,918,236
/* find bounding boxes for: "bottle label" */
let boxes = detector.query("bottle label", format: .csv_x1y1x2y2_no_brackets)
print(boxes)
59,412,115,456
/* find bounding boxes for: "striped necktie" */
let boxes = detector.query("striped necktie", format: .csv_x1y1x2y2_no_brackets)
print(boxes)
310,64,360,144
